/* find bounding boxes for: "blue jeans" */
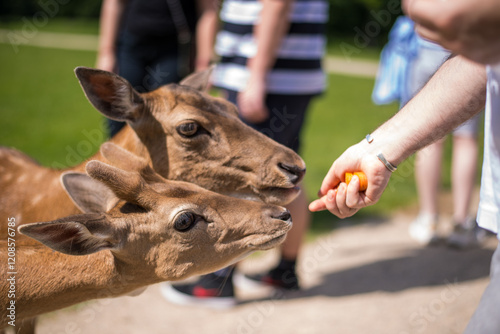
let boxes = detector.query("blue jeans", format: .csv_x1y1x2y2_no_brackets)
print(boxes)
108,32,181,137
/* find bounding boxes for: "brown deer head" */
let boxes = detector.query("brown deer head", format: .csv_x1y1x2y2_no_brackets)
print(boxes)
19,144,292,281
74,67,306,205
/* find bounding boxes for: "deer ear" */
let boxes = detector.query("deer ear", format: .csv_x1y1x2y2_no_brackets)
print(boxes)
74,66,144,122
179,66,214,91
18,214,121,256
101,142,148,171
61,172,119,213
85,160,159,210
100,142,166,183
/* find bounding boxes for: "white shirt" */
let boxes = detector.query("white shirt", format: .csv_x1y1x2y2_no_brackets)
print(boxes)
477,63,500,236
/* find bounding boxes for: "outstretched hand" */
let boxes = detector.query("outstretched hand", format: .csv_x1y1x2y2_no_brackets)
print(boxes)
309,142,392,218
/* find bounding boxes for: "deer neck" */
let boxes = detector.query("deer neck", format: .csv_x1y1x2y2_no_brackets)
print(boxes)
109,125,148,157
10,246,156,322
109,124,169,177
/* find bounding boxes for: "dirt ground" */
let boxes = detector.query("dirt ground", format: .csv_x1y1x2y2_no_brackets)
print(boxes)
32,209,498,334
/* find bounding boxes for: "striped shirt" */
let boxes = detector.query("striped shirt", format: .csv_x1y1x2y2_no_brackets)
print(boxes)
212,0,328,95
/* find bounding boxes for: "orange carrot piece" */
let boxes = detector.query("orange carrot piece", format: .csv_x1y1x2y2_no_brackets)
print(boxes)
345,172,368,191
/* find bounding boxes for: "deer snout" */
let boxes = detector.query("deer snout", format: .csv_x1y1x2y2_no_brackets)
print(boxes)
271,209,292,223
278,162,306,185
246,206,292,251
266,207,292,228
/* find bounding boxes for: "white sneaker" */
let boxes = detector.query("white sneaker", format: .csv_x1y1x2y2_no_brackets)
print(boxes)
409,212,439,245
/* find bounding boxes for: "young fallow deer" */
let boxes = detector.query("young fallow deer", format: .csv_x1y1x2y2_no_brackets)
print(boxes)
0,143,292,329
0,67,305,240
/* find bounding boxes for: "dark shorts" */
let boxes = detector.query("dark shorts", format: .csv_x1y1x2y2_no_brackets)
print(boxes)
224,89,313,153
117,32,181,92
108,32,182,137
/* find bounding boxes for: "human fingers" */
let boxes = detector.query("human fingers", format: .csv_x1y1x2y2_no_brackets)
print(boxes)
238,93,268,123
334,183,359,218
96,53,116,73
323,188,344,217
360,163,392,207
242,106,268,123
309,189,340,216
345,175,362,208
309,196,327,212
253,105,269,123
413,24,447,46
401,0,413,14
406,0,446,33
318,163,341,197
311,176,362,213
309,189,341,215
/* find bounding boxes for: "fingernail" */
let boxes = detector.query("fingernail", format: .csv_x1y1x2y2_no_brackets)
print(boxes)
327,189,336,201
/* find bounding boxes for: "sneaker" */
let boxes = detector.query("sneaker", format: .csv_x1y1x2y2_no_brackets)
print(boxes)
160,273,236,309
409,212,439,245
447,218,487,249
234,267,300,291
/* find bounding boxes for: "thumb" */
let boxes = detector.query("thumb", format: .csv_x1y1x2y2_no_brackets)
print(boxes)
319,164,342,197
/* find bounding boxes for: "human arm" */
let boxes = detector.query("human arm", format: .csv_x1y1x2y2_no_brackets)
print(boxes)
309,55,487,218
404,0,500,65
238,0,294,123
96,0,127,72
195,0,219,71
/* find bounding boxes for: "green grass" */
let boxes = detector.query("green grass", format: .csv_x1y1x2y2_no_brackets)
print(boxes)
0,17,383,62
0,44,104,168
0,17,100,35
326,36,383,62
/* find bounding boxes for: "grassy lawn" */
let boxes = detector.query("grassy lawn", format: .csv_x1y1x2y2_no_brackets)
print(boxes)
0,44,102,168
326,36,383,62
0,17,100,35
0,17,382,62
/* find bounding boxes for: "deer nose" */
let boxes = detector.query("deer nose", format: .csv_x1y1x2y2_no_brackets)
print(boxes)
278,163,306,185
272,209,292,223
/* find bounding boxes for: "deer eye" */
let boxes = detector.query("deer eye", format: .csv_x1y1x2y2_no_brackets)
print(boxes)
176,122,199,137
174,212,198,232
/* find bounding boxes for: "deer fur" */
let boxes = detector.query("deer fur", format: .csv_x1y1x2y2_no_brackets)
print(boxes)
0,144,292,327
0,67,305,243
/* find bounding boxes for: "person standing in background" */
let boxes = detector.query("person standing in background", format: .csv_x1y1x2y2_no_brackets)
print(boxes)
372,16,483,248
96,0,218,137
406,36,483,249
163,0,328,308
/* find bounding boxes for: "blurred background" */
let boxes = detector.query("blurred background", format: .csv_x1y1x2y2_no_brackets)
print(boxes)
0,1,493,333
1,0,478,234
